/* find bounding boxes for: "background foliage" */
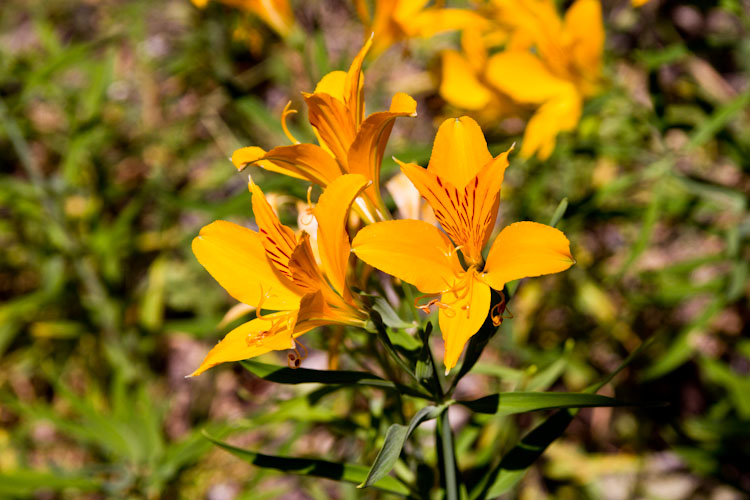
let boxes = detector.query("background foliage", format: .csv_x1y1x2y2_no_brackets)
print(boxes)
0,0,748,498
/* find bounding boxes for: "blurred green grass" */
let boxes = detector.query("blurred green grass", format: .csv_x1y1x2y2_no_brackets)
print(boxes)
0,0,749,498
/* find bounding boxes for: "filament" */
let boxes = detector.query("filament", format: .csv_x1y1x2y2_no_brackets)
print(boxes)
281,101,300,145
254,285,270,320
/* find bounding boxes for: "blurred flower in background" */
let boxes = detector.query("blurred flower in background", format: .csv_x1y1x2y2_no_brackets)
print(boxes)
191,0,296,38
440,0,604,159
356,0,488,58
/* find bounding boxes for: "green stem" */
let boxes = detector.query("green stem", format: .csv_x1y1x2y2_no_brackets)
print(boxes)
439,409,459,500
401,282,417,322
371,312,425,388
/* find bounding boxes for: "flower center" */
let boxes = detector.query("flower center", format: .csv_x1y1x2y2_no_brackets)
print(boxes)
414,267,479,319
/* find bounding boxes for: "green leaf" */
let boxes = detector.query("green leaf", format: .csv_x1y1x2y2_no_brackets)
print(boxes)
240,360,428,399
203,433,412,497
458,392,632,415
548,197,569,228
373,296,416,330
687,91,750,150
472,340,656,499
360,405,446,489
475,410,576,499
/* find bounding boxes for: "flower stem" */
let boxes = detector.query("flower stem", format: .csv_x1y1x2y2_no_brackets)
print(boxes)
438,409,459,500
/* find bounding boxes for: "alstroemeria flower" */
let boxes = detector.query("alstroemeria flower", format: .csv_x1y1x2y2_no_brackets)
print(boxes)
231,38,417,223
356,0,488,59
440,0,603,159
189,174,371,376
191,0,295,38
352,117,575,371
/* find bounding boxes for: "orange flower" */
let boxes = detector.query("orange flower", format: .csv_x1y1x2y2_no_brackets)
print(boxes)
232,38,417,223
352,117,575,371
189,175,370,376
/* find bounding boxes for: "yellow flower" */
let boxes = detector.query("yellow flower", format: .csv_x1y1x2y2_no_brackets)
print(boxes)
440,0,604,159
352,117,574,371
192,0,295,38
356,0,488,59
189,174,370,376
232,38,417,223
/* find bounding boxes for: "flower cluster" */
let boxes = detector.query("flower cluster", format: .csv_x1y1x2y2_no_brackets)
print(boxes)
190,40,575,377
439,0,604,159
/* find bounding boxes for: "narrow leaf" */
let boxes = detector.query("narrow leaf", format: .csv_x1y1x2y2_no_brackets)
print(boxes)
472,340,657,499
204,432,411,497
458,392,631,415
241,359,427,398
360,405,445,488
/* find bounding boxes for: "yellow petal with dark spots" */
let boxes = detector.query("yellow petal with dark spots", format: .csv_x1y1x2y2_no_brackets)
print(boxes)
191,221,301,311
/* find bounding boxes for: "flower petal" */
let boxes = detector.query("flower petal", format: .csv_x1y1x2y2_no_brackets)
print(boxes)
288,232,325,293
348,93,416,209
563,0,604,90
304,93,357,167
351,219,462,294
314,70,347,100
400,146,511,266
246,0,295,38
520,90,581,159
440,274,491,372
485,51,572,105
427,116,493,188
192,221,301,310
314,174,370,298
249,179,299,281
344,36,372,126
482,221,575,291
232,144,343,186
407,7,488,39
386,171,435,223
188,311,298,376
439,50,493,111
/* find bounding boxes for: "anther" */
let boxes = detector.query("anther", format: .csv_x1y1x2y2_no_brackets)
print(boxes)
490,292,507,326
286,339,308,369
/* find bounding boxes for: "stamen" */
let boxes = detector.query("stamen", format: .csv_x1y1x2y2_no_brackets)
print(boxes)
299,186,315,225
246,326,274,348
446,245,463,258
287,339,308,368
254,285,270,320
281,101,300,145
440,305,457,318
490,292,507,326
414,294,440,314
